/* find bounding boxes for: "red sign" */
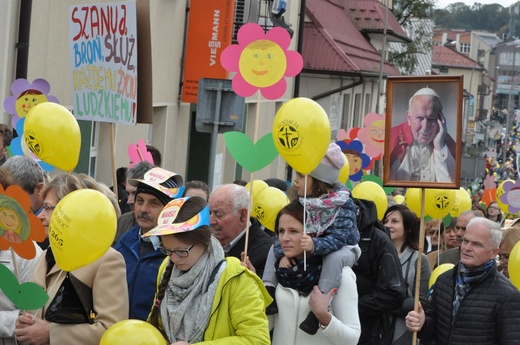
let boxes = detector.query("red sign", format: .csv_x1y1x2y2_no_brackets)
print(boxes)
182,0,235,103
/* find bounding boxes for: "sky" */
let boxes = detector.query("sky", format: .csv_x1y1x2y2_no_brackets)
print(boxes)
435,0,518,9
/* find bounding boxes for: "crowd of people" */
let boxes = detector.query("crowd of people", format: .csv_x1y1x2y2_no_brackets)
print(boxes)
0,140,520,345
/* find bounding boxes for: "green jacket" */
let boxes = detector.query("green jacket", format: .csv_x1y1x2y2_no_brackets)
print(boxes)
153,256,272,345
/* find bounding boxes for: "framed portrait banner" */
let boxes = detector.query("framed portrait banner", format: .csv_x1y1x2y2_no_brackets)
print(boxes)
383,75,463,189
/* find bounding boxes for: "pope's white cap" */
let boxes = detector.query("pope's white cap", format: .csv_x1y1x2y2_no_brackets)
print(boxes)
413,87,440,99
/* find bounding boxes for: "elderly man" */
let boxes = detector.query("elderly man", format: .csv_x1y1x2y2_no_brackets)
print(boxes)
114,167,184,320
209,184,273,277
3,156,49,249
436,210,483,267
113,161,155,244
3,156,47,214
390,88,456,182
406,217,520,344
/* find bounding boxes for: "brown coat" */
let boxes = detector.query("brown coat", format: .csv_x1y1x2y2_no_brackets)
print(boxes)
33,248,129,345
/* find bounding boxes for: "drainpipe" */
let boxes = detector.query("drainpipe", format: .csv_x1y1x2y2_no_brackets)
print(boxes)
285,0,307,183
15,0,32,79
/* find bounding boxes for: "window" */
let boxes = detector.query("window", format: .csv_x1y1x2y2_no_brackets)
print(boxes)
341,94,351,130
460,43,470,54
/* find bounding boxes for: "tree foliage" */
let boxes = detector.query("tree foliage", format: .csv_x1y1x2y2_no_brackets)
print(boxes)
433,2,511,35
389,0,515,74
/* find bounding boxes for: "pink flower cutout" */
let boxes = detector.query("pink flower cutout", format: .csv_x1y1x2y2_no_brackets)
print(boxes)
356,112,385,160
128,139,154,168
483,174,496,190
221,23,303,100
3,79,59,128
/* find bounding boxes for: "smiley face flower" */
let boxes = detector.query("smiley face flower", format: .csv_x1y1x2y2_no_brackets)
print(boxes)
3,78,59,128
221,23,303,100
356,112,385,160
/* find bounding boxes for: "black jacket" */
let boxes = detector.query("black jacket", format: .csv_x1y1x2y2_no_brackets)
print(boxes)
352,199,406,345
419,262,520,344
226,218,273,278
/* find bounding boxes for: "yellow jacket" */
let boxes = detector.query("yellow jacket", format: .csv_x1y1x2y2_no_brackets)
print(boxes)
152,256,272,344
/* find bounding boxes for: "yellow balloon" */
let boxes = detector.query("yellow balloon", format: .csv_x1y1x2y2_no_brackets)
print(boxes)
405,188,422,217
352,181,387,220
272,98,331,174
50,189,116,272
450,188,472,217
253,187,290,231
428,263,454,289
425,189,455,219
245,180,269,217
23,102,81,172
100,320,167,345
393,194,405,204
509,241,520,290
497,180,514,214
338,158,350,184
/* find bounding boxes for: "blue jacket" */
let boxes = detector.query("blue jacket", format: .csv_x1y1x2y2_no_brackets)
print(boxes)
114,224,166,320
274,183,359,258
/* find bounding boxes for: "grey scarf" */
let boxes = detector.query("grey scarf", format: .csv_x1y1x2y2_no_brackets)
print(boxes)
160,236,225,343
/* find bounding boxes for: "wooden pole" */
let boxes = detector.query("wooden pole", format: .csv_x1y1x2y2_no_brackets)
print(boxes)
412,188,426,344
110,123,118,197
243,92,262,263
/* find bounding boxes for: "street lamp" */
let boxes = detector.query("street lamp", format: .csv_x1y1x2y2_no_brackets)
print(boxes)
502,41,520,165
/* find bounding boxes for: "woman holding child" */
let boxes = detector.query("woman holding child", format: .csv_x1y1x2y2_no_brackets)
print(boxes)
263,143,361,334
270,199,361,345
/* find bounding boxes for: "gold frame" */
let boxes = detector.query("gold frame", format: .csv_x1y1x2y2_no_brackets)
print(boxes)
383,75,463,189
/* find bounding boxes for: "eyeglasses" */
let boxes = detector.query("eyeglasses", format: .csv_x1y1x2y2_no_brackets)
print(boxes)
498,253,510,261
158,244,195,258
42,205,56,213
488,206,499,211
455,226,467,232
428,230,439,236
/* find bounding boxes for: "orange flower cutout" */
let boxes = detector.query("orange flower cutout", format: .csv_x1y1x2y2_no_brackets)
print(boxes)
0,185,45,259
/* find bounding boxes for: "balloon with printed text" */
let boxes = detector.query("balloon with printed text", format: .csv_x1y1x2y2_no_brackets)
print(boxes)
50,189,116,272
272,98,330,174
23,102,80,172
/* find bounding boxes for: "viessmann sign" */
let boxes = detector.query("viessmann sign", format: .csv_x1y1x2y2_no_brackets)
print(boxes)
182,0,235,104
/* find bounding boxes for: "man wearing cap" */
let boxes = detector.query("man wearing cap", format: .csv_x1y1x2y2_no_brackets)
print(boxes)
209,184,273,278
113,161,155,245
389,88,456,182
114,167,185,321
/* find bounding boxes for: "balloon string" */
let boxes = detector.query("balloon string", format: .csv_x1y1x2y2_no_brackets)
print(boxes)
33,269,65,321
303,175,307,271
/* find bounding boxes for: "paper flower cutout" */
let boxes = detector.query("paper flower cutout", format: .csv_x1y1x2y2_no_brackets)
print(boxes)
336,129,350,141
335,139,372,182
483,174,496,190
3,79,59,128
221,23,303,100
9,118,54,171
0,185,45,259
499,179,520,214
128,139,154,168
356,112,385,160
